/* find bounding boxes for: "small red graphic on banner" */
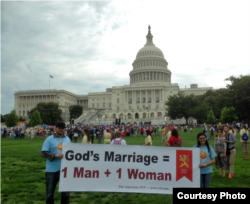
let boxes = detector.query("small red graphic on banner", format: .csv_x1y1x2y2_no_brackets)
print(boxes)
176,150,192,182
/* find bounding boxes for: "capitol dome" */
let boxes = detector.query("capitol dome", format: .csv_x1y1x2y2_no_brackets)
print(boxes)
130,25,171,85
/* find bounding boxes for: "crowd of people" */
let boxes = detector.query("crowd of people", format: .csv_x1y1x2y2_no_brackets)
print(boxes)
1,121,249,203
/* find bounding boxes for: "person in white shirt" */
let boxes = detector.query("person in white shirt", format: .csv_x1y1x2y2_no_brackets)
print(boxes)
111,131,127,145
30,129,35,139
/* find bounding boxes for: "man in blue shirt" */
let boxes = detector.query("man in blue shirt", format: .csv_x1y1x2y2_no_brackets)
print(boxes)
41,122,71,204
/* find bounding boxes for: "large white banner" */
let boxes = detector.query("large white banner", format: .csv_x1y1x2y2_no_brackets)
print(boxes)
59,144,200,194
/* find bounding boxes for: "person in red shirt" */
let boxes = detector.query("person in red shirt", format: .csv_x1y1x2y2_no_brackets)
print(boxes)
140,127,144,137
162,128,182,147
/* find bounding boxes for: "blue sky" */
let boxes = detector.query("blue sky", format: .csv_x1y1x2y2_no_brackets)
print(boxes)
1,0,250,114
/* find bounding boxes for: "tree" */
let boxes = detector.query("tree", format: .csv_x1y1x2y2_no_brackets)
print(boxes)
18,116,26,121
28,102,62,125
69,105,83,120
207,109,216,124
0,114,4,123
166,92,199,124
4,110,19,127
188,103,209,124
220,107,238,123
225,75,250,121
30,110,42,126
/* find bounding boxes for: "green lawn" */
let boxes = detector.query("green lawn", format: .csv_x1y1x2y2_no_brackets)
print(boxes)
1,128,250,204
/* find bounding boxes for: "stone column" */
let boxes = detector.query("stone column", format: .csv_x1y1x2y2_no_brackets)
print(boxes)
124,91,126,104
163,89,165,103
140,90,142,104
153,89,154,102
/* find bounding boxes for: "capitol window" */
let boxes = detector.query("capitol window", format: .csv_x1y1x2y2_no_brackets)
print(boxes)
92,104,94,108
103,102,105,107
117,99,119,103
109,103,111,107
97,104,99,108
129,106,131,110
117,107,119,110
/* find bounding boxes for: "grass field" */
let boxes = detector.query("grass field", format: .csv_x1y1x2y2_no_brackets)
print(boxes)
1,127,250,204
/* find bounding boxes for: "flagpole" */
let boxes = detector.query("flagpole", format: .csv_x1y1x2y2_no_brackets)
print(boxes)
49,75,50,89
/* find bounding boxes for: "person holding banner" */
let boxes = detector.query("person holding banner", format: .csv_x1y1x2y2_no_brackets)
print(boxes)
81,129,92,144
143,130,153,146
194,133,216,188
41,122,71,204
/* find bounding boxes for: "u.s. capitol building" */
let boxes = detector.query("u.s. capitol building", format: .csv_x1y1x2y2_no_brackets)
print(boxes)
14,26,212,125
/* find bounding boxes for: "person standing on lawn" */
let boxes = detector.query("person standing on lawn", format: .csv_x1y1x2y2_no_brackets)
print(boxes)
194,133,216,188
214,129,228,177
223,125,237,178
20,128,25,139
143,130,153,146
229,125,237,155
30,129,35,139
41,122,71,204
140,127,144,137
240,124,249,160
161,127,166,142
81,128,92,144
210,126,215,140
162,128,182,147
165,126,171,142
103,129,112,144
72,127,80,143
111,131,127,145
158,126,162,137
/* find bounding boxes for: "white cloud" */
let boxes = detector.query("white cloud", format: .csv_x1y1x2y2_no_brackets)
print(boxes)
1,0,250,114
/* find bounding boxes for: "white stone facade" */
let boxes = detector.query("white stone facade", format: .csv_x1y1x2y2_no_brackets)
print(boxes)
14,26,212,125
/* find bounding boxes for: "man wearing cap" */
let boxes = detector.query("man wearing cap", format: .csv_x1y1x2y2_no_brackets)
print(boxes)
41,122,71,204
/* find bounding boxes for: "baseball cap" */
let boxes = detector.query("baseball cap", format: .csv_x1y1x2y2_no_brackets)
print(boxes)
56,122,66,128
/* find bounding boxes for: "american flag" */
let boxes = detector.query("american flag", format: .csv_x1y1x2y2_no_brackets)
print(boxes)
144,74,148,78
50,75,53,78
